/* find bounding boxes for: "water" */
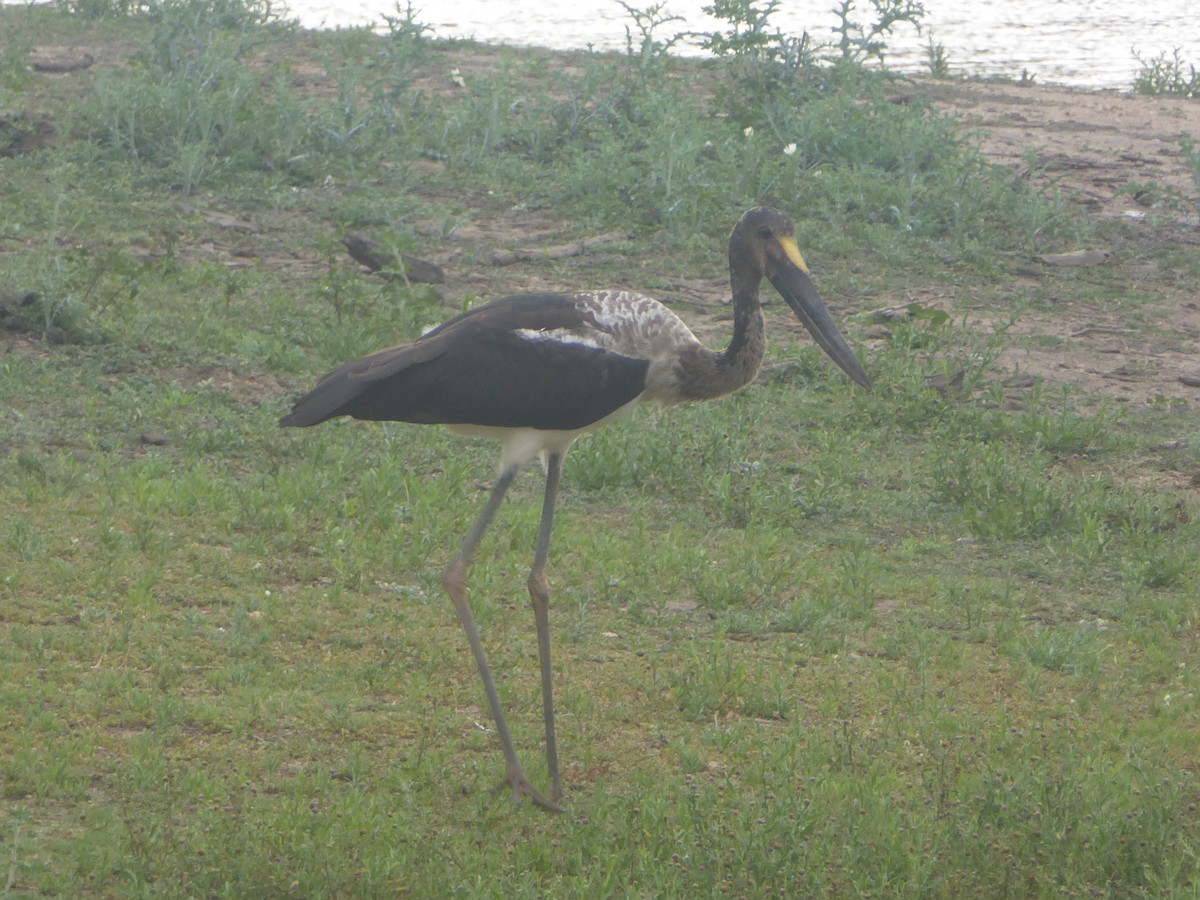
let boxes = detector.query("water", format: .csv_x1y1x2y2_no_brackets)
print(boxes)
285,0,1200,90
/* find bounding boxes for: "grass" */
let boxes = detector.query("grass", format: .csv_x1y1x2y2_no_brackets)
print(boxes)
2,2,1199,896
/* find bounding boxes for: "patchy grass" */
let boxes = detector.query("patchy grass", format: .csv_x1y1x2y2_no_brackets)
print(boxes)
1,3,1198,896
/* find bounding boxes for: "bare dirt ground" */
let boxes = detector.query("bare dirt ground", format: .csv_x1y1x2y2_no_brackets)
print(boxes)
897,79,1200,406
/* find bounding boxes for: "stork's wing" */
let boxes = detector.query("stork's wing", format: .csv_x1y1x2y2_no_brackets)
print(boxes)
281,294,651,431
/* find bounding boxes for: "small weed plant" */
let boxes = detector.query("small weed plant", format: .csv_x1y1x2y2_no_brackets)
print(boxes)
1133,47,1200,98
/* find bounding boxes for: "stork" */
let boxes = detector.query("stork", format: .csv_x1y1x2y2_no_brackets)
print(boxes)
280,207,871,812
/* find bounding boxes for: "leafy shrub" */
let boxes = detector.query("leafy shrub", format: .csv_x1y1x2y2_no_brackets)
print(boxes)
1133,48,1200,98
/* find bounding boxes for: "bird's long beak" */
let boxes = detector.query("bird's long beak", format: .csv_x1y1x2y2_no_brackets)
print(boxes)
768,239,872,390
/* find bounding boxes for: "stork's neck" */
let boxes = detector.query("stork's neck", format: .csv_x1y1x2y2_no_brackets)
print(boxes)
677,270,766,402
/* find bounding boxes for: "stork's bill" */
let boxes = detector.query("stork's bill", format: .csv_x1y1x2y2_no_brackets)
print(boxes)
768,234,872,391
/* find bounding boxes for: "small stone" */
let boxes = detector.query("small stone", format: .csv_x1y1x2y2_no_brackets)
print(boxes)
140,430,169,446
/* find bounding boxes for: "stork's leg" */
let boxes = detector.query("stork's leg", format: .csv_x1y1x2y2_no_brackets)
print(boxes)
528,451,563,802
442,465,563,813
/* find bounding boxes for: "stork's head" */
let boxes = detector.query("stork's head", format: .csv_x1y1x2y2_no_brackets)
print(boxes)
730,207,871,390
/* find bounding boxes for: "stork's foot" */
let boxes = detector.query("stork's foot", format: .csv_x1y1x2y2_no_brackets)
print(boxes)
498,768,565,814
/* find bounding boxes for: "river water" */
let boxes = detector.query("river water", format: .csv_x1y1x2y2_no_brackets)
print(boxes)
283,0,1199,90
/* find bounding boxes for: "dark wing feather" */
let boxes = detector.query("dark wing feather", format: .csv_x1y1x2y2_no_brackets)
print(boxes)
277,339,441,427
281,294,650,431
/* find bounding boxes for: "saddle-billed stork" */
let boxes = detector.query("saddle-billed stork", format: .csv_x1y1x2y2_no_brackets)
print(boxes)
281,207,871,812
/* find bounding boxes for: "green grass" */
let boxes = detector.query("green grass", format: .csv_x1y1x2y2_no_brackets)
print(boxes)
2,3,1199,897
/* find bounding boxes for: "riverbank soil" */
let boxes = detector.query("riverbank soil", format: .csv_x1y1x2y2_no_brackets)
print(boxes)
916,78,1200,406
